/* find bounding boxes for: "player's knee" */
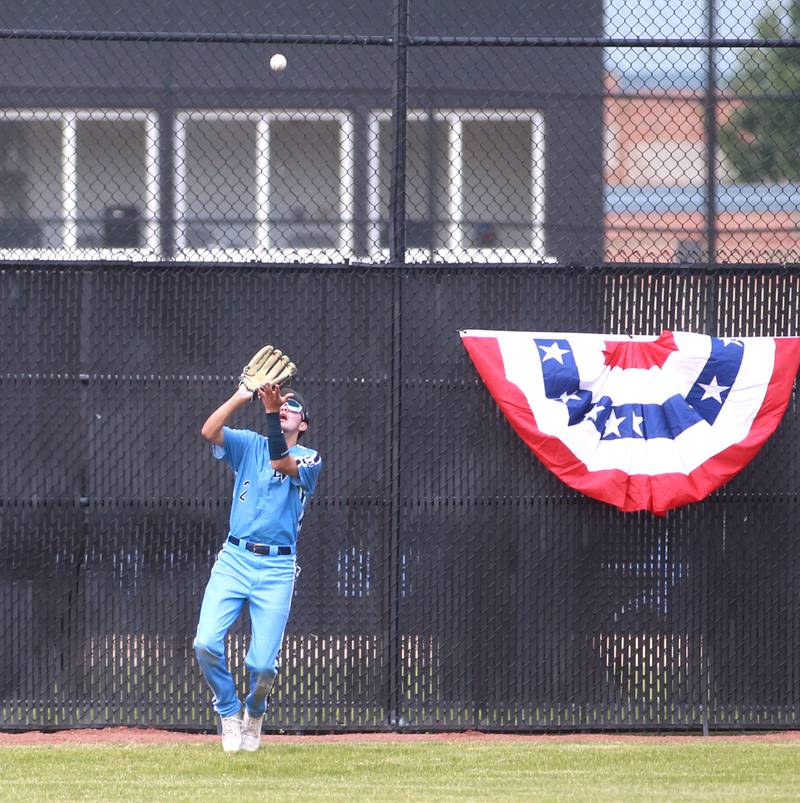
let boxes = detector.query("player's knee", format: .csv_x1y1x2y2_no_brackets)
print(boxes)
193,639,223,665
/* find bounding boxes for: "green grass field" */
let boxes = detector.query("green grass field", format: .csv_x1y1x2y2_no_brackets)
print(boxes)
1,739,799,802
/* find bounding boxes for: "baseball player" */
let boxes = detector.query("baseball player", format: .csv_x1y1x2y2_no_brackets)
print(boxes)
194,381,322,752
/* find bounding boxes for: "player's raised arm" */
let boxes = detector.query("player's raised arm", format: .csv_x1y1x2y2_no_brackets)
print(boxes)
201,344,298,446
256,384,307,477
200,386,252,446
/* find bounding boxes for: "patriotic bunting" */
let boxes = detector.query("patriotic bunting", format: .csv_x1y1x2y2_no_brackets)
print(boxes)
461,329,800,514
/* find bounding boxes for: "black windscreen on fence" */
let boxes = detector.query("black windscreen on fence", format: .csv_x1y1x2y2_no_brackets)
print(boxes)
1,262,799,732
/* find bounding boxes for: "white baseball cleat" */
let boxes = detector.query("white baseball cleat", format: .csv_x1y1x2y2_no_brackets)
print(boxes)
219,711,243,752
240,710,264,752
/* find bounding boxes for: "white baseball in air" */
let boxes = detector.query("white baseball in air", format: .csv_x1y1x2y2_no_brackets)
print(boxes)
270,53,287,72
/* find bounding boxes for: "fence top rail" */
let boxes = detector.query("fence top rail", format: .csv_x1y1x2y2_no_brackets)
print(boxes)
4,260,800,276
1,28,799,50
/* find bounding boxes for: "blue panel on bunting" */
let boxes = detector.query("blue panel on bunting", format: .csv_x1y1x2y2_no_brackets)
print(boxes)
684,337,744,425
535,335,746,440
534,338,579,400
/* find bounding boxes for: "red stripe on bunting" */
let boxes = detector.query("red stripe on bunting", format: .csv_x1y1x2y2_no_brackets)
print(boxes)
461,334,800,515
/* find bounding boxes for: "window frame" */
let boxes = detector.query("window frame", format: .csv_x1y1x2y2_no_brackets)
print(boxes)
174,109,355,263
0,108,160,261
368,108,549,263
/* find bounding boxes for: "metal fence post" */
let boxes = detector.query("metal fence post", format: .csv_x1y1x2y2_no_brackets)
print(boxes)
705,0,718,267
158,101,176,260
389,0,410,265
387,0,409,726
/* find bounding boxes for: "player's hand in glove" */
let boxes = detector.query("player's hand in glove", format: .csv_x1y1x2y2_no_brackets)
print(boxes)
257,383,295,414
239,345,297,396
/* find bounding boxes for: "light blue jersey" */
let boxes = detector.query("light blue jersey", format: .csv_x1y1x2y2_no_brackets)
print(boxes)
212,426,322,547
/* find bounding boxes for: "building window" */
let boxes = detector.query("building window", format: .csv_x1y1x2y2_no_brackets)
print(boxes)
179,117,257,250
368,109,547,262
175,110,354,261
0,110,159,259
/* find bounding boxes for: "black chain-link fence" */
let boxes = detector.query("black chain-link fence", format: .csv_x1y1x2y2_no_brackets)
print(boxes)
2,0,800,733
0,0,799,265
1,262,799,732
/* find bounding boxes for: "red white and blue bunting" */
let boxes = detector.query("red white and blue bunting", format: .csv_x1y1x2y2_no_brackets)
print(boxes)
461,329,800,514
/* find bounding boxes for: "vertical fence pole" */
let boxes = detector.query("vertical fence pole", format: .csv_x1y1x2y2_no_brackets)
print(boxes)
389,0,410,265
703,0,717,731
158,17,176,260
386,0,410,727
387,264,403,729
705,0,718,267
159,103,176,259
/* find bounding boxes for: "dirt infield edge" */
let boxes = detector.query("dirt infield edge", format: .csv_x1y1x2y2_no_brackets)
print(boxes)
2,728,800,746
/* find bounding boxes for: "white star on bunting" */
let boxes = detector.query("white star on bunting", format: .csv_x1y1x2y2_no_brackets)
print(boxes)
603,410,626,437
698,376,730,404
538,342,571,364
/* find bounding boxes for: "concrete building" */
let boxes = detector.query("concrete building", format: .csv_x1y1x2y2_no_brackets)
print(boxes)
604,73,800,262
0,0,604,265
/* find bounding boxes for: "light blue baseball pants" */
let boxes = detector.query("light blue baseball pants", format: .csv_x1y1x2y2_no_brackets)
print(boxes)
194,543,296,718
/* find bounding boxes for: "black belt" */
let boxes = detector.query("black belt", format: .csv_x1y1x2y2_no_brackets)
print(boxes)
227,535,294,556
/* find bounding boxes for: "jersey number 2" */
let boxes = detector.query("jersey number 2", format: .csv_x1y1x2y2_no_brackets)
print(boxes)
239,480,251,502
